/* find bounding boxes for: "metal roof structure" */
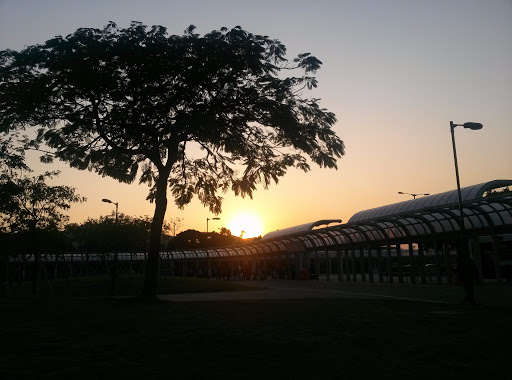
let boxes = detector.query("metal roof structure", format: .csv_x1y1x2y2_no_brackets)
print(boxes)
153,180,512,259
251,190,512,253
348,180,512,224
262,219,342,240
236,180,512,254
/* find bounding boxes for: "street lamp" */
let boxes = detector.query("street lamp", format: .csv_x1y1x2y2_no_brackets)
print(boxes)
102,198,119,291
398,192,430,199
450,120,483,304
207,217,220,233
102,198,118,222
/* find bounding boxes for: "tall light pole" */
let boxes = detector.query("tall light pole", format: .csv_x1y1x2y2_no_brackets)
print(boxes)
398,191,429,199
102,198,118,222
102,198,119,291
450,120,483,304
207,217,220,233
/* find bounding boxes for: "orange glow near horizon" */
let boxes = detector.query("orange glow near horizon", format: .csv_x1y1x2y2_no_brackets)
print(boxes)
227,212,264,238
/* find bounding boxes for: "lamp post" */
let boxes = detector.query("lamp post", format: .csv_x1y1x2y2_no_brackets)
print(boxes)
102,198,118,222
398,192,429,199
450,121,483,304
102,198,119,291
207,217,220,233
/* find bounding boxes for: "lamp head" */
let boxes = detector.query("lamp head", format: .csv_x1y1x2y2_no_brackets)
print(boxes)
102,198,112,203
463,122,483,130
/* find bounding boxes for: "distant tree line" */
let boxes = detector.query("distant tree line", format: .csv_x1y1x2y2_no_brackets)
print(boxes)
167,228,261,250
1,210,261,254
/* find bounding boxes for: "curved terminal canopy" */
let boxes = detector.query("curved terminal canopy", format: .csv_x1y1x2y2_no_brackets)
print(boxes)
263,219,342,240
348,180,512,224
156,179,511,258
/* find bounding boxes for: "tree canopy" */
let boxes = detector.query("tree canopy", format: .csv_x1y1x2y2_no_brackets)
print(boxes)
0,22,344,296
0,170,85,233
165,228,259,250
0,133,31,219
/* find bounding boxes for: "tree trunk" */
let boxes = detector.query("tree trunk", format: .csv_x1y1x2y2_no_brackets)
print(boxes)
142,175,169,298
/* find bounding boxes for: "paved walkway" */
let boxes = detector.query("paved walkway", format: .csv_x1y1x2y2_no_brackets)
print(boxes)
158,280,512,309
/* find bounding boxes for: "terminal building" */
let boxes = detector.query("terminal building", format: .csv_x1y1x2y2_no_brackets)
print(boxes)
158,179,512,284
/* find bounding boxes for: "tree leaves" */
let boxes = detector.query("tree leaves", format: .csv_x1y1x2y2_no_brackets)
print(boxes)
0,134,31,171
0,171,85,233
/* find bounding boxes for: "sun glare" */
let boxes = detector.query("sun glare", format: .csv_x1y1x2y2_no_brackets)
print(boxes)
227,212,264,239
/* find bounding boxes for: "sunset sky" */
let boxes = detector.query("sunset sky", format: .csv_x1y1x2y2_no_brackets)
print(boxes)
1,0,511,238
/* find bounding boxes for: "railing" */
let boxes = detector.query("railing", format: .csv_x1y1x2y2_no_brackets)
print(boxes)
2,249,464,287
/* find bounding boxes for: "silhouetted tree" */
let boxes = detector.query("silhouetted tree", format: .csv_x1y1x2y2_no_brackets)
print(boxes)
0,170,84,292
168,229,242,249
0,133,29,294
168,216,183,237
0,133,29,173
0,22,345,297
0,134,31,220
219,227,232,237
0,171,84,233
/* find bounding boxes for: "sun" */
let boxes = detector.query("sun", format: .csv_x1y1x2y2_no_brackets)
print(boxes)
227,212,264,239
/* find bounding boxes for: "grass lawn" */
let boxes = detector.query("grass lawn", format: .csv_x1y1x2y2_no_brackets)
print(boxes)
5,275,265,297
1,277,511,379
